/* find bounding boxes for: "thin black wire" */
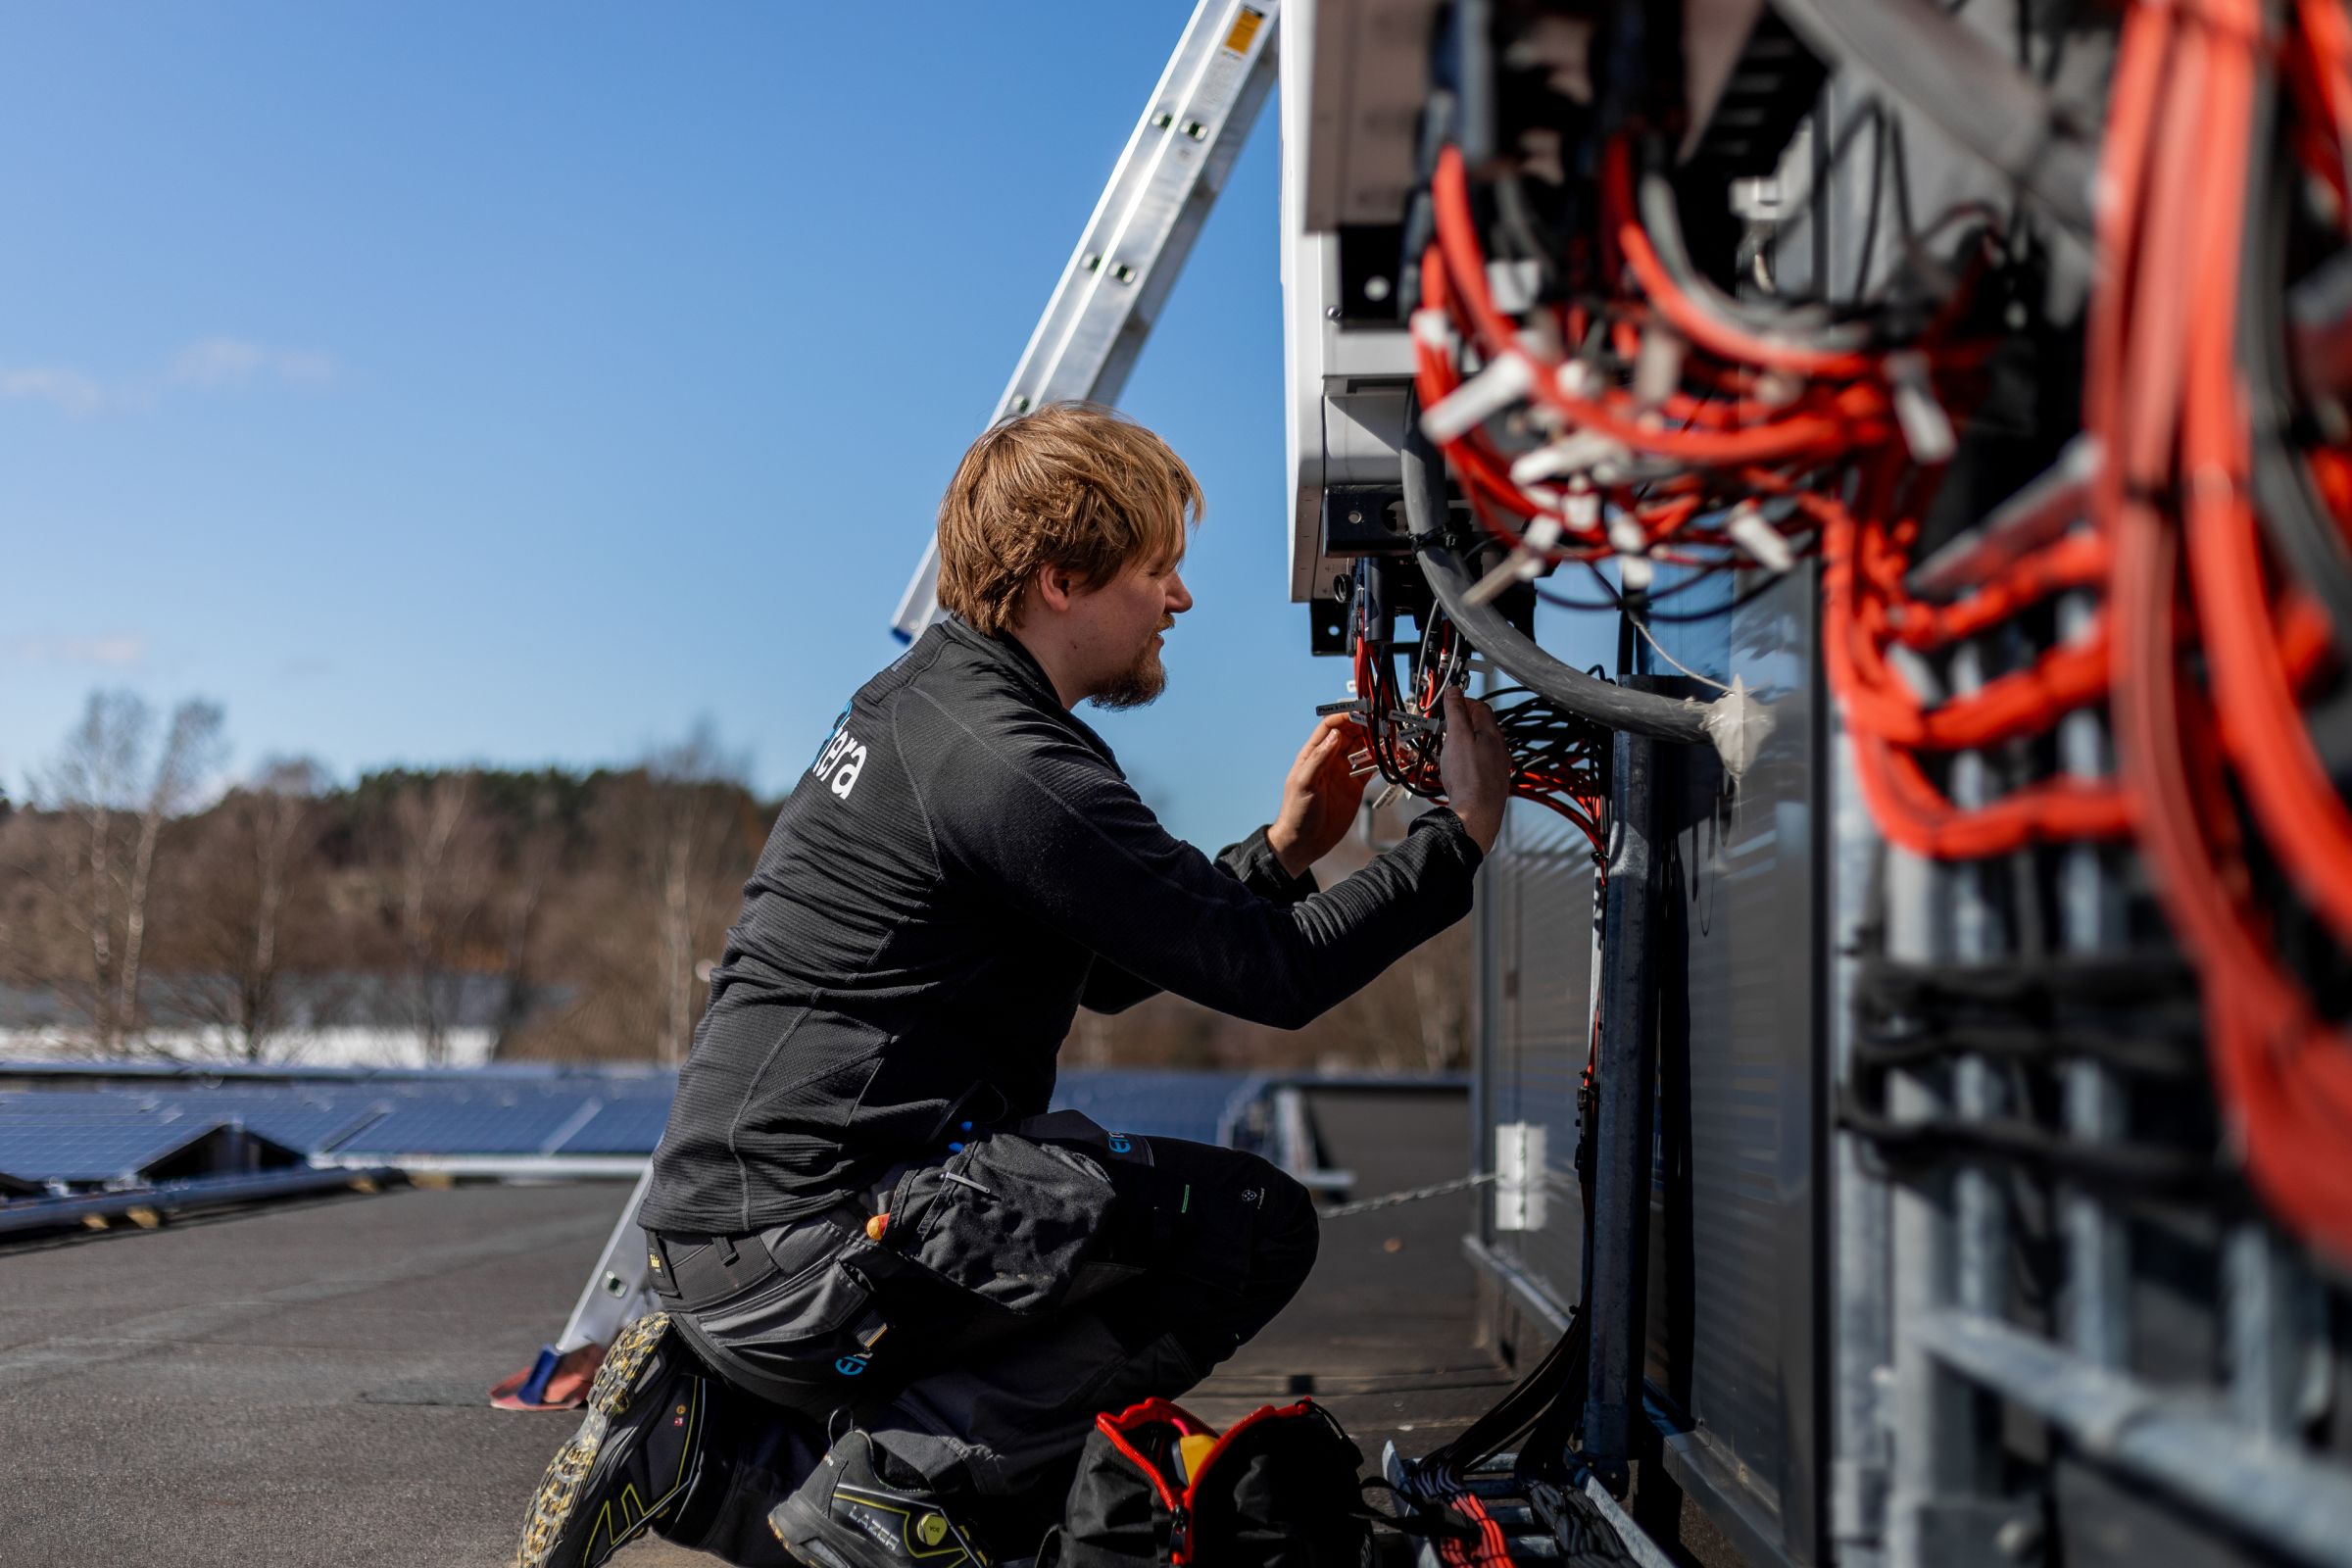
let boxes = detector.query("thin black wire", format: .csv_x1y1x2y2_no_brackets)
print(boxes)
1534,562,1792,622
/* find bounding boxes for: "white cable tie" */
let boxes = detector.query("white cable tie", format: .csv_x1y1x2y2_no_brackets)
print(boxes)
1565,481,1601,533
1608,515,1654,594
1370,782,1405,812
1487,259,1542,315
1726,500,1796,574
1421,353,1536,444
1509,431,1624,487
1633,326,1686,408
1557,358,1601,401
1410,309,1455,352
1886,350,1957,463
1756,368,1804,409
1510,447,1574,487
1523,515,1563,553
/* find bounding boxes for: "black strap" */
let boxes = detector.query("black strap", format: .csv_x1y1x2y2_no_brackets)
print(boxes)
645,1228,783,1306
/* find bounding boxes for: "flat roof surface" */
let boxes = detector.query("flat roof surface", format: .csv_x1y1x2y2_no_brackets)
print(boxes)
0,1088,1501,1567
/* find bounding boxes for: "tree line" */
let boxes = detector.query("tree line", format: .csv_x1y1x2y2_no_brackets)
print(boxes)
0,689,1470,1073
0,692,763,1065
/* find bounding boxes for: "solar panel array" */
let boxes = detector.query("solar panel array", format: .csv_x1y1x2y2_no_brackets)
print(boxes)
0,1065,1261,1187
0,1112,232,1186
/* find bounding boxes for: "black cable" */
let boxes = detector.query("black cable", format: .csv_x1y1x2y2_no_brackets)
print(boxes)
1402,397,1718,745
1769,0,2098,237
1857,949,2201,1008
1837,1095,2221,1197
1535,565,1793,623
1853,1021,2204,1079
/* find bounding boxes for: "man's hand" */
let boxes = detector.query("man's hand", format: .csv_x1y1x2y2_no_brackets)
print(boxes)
1267,713,1371,879
1438,688,1510,854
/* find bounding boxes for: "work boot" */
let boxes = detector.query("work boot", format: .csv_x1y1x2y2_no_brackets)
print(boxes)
768,1429,996,1568
514,1312,711,1568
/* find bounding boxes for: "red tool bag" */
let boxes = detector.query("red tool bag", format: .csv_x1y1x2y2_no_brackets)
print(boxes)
1041,1396,1375,1567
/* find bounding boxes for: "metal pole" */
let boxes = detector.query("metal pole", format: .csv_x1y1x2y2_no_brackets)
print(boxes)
2055,590,2131,1372
1828,726,1891,1568
1581,697,1665,1488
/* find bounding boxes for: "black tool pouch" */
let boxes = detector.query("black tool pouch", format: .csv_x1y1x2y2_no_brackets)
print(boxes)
877,1128,1119,1315
662,1216,900,1418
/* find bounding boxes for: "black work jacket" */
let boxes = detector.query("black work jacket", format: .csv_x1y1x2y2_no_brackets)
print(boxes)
639,616,1483,1237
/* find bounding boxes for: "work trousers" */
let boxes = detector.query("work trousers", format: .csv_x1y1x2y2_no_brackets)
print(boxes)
646,1118,1320,1563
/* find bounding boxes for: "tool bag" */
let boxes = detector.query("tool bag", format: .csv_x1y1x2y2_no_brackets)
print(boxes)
1041,1396,1374,1568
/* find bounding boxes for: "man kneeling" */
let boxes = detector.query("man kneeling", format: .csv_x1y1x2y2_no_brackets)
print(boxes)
514,403,1508,1568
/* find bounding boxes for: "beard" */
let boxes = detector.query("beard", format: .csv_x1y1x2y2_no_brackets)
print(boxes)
1087,629,1171,711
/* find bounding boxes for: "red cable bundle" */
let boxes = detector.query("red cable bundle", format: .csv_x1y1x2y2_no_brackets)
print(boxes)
1412,12,2352,1256
2100,0,2352,1258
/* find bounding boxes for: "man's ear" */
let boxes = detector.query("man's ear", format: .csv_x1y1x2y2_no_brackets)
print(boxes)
1034,564,1085,613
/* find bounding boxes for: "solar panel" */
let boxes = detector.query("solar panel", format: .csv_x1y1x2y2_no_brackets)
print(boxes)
0,1090,165,1115
331,1098,601,1156
211,1103,387,1153
0,1112,229,1185
550,1100,673,1155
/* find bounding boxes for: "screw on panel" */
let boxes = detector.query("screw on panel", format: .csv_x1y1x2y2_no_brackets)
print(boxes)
1111,262,1139,284
603,1272,627,1297
1084,254,1103,272
1152,112,1174,129
1185,121,1208,140
1009,396,1032,414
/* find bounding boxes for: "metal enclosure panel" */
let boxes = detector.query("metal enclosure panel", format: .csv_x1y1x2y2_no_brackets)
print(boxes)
1646,569,1825,1566
1279,0,1418,604
1295,0,1444,228
1470,564,1825,1566
1479,797,1599,1318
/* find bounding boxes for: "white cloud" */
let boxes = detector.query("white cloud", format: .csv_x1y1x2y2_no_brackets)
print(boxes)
170,336,335,389
0,366,109,416
0,337,336,416
4,633,151,669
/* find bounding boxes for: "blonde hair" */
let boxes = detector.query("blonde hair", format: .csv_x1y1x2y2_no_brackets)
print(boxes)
935,402,1202,635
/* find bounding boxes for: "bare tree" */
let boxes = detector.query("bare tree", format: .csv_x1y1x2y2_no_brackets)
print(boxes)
25,691,224,1052
623,723,752,1065
383,772,492,1065
490,783,568,1059
172,758,327,1060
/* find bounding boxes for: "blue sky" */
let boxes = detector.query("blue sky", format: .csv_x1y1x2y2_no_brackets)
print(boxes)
0,3,1347,847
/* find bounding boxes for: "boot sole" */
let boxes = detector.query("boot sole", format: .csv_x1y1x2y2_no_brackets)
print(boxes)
770,1491,866,1568
513,1311,682,1568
